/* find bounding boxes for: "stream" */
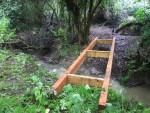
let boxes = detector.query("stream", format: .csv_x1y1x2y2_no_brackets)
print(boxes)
30,25,150,107
37,58,150,107
112,80,150,107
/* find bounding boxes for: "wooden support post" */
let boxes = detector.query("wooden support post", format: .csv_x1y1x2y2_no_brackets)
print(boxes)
96,39,113,45
99,38,115,108
52,38,97,94
68,74,104,88
86,50,110,58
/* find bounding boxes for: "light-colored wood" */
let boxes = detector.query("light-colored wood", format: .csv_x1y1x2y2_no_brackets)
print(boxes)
52,37,115,110
86,50,110,58
96,39,113,44
99,38,115,108
68,74,104,87
52,38,97,94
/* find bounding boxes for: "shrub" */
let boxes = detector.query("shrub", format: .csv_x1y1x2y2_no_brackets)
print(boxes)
0,17,16,43
0,0,22,29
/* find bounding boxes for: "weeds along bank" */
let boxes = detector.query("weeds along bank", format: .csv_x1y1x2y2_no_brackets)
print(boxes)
0,49,149,112
0,45,149,112
0,0,150,113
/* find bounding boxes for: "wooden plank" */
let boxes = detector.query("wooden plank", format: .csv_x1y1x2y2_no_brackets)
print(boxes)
51,38,97,94
51,74,68,95
99,38,115,108
86,50,110,58
96,39,113,45
68,74,104,88
66,38,97,74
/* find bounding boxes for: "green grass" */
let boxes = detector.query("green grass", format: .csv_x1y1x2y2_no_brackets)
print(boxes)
0,84,149,113
49,84,149,113
0,96,45,113
49,84,101,113
0,49,149,113
0,49,56,95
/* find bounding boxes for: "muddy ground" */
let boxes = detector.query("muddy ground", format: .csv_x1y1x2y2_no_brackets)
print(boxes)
26,25,139,83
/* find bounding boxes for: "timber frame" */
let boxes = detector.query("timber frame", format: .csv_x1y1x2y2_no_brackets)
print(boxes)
52,37,115,109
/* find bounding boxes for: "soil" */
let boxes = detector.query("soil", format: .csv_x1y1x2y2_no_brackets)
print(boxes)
16,25,146,86
25,25,140,83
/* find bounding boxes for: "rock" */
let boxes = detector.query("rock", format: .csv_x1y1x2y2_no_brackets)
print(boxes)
90,67,100,75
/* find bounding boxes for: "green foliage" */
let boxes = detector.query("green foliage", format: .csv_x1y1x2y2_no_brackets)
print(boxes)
49,84,101,113
0,17,16,43
49,85,148,113
0,0,46,30
58,44,80,58
0,96,45,113
102,89,148,113
0,83,149,113
0,0,22,28
22,0,45,28
135,8,145,22
22,76,49,112
0,49,56,95
0,49,58,112
53,27,68,43
123,3,150,82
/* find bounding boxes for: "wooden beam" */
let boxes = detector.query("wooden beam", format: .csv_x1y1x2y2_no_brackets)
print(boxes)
96,39,113,45
51,74,68,95
68,74,104,88
51,38,97,94
66,38,97,74
86,50,110,58
99,38,115,108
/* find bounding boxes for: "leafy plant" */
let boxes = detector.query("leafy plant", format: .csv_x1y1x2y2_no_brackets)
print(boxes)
0,17,16,43
23,75,48,112
49,84,101,113
0,49,55,95
0,0,22,28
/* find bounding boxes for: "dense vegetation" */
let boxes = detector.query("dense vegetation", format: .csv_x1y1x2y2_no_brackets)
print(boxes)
120,0,150,84
0,0,150,112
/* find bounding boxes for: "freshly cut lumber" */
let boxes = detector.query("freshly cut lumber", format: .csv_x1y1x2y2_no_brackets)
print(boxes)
52,38,97,94
51,74,68,95
68,74,104,87
52,37,115,110
66,38,97,74
99,38,115,108
96,39,112,44
86,50,110,58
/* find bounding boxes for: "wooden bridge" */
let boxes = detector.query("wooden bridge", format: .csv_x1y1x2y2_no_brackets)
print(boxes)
52,37,115,109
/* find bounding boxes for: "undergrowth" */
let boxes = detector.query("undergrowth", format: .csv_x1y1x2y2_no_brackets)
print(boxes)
50,84,101,113
0,49,56,95
0,17,16,43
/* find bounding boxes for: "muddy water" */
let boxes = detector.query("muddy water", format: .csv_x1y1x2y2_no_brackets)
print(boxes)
112,80,150,107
